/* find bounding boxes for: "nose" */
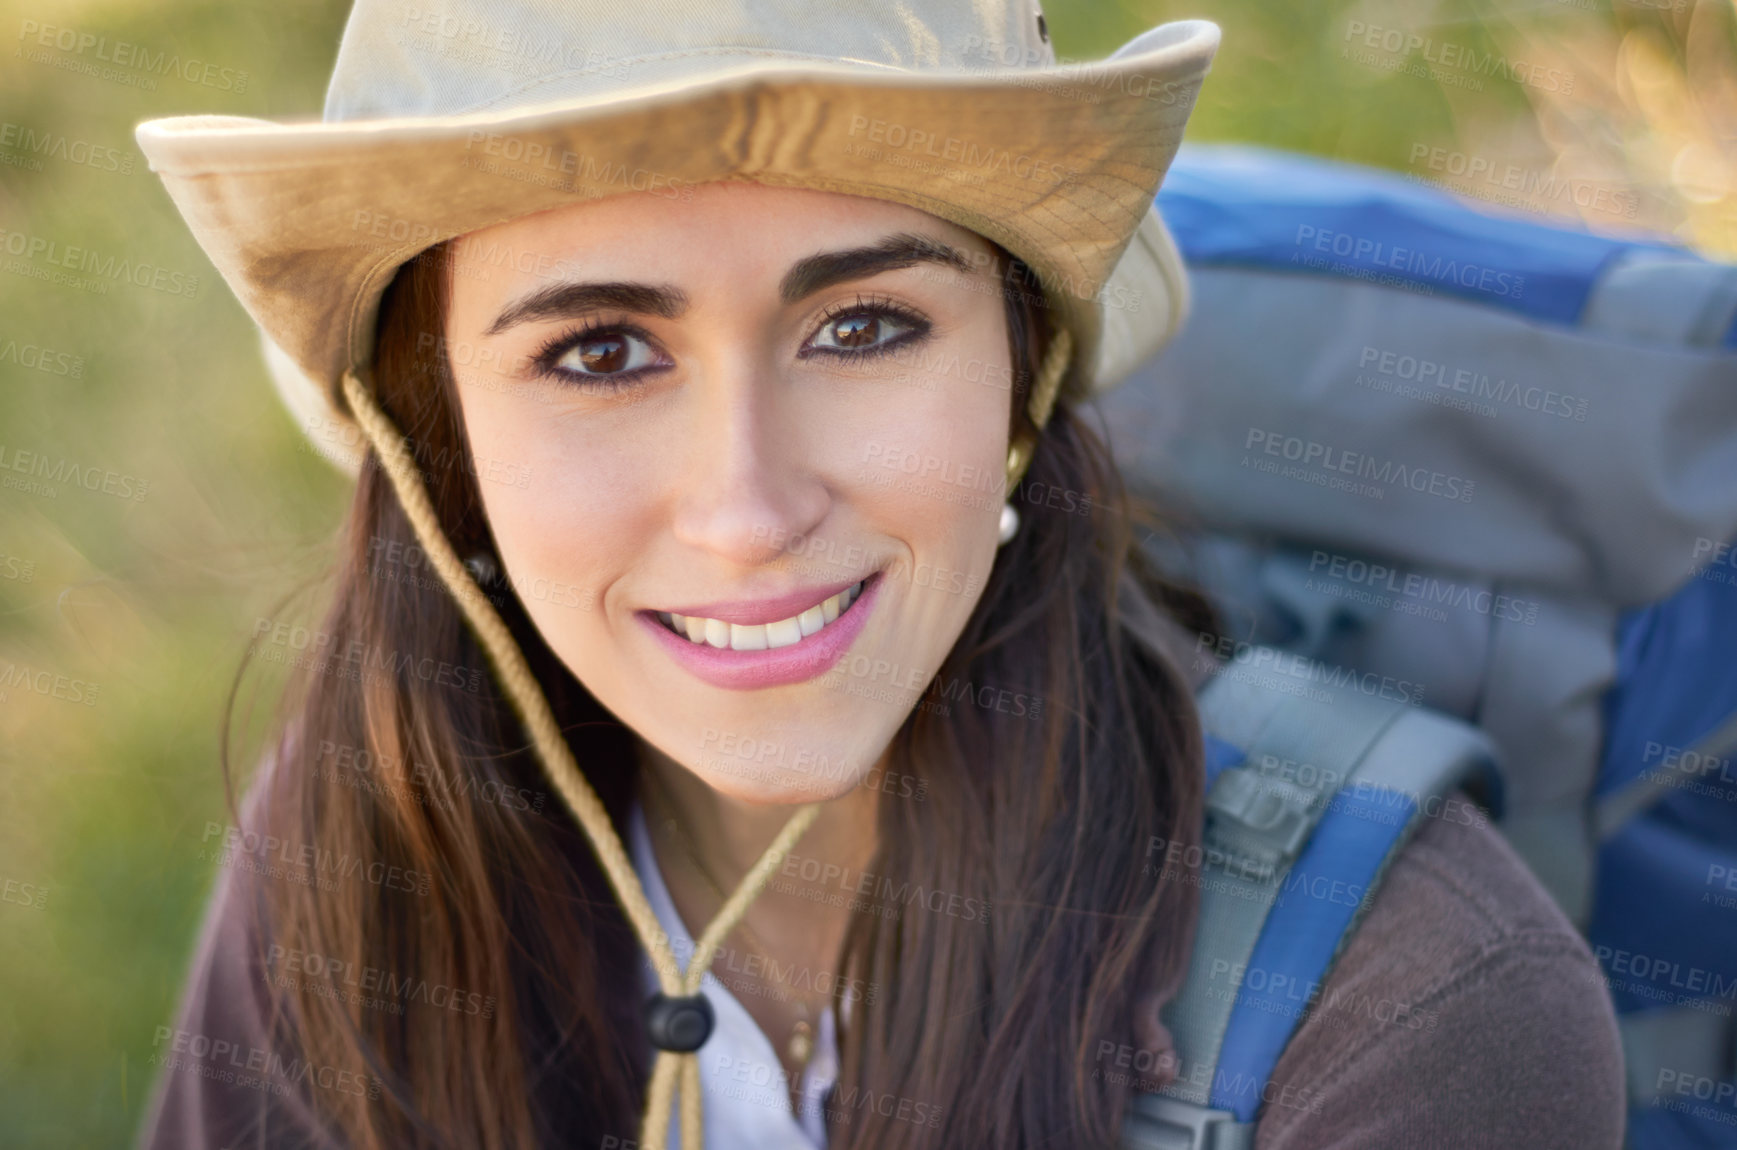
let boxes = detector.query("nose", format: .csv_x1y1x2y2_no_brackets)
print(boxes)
669,365,831,568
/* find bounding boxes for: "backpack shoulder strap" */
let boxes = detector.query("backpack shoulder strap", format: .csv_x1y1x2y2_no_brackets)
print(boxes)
1120,647,1500,1150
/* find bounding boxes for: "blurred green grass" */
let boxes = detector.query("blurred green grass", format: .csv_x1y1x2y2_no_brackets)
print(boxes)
0,0,1728,1146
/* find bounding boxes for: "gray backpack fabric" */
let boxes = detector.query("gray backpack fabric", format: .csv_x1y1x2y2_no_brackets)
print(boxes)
1092,144,1737,1146
1117,648,1498,1149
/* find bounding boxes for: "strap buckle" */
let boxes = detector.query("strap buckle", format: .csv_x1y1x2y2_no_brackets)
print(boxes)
1205,769,1318,876
1122,1094,1255,1150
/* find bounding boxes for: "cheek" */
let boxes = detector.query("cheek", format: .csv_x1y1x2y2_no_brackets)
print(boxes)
833,339,1011,622
457,392,653,640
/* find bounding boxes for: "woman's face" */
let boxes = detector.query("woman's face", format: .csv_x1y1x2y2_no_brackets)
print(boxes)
444,182,1016,805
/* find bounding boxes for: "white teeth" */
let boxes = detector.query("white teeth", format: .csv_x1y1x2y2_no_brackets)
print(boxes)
661,579,866,650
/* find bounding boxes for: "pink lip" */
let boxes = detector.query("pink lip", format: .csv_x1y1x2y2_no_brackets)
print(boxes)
638,572,882,691
657,574,865,626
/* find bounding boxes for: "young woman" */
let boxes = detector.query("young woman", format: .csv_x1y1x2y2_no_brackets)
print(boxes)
133,2,1625,1148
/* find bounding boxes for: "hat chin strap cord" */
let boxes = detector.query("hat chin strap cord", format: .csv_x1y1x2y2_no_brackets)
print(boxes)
336,325,1069,1148
341,368,819,1150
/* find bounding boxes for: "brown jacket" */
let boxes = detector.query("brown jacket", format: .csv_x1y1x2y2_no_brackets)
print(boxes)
136,793,1625,1149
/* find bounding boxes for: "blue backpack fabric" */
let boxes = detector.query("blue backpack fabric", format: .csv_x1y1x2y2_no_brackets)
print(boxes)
1097,144,1737,1148
1120,653,1502,1150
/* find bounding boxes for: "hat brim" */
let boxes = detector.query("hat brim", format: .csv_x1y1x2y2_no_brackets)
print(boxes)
137,22,1219,475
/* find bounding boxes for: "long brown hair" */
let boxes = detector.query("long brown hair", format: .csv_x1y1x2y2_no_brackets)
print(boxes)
231,224,1209,1149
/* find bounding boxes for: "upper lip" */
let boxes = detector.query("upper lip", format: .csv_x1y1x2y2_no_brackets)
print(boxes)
651,572,872,626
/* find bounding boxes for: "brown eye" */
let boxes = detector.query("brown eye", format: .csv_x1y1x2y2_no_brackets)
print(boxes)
579,334,628,372
553,328,662,377
808,306,921,355
830,314,879,348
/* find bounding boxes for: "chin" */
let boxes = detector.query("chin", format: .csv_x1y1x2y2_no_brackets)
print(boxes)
689,765,868,806
655,715,897,805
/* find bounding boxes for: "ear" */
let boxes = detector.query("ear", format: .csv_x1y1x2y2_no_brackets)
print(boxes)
1131,988,1182,1088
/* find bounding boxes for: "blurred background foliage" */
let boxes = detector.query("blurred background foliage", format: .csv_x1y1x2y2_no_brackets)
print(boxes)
0,0,1730,1145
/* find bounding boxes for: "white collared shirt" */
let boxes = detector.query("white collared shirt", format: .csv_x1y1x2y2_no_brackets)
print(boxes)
628,800,840,1149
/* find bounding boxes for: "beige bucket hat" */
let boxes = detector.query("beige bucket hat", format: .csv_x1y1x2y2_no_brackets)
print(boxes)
135,0,1218,474
134,3,1220,1145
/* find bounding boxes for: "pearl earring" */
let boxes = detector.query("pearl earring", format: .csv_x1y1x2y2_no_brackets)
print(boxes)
998,502,1020,545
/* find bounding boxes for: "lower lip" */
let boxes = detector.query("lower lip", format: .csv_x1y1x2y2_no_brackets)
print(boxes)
637,573,883,691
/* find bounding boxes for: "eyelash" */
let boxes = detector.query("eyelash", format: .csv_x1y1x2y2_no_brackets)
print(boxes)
800,294,931,365
527,296,932,393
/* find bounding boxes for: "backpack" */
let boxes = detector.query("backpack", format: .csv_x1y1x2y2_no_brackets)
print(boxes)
1096,144,1737,1149
1120,645,1501,1150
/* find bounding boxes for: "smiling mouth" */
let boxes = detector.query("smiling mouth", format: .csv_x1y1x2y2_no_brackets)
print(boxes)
654,577,870,651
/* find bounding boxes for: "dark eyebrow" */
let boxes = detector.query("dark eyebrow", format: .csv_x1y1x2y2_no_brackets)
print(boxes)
484,282,688,335
482,232,975,335
780,232,976,304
